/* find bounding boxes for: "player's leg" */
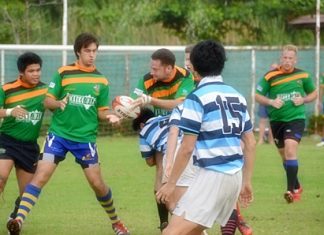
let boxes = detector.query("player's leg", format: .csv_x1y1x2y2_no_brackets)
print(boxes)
266,122,274,144
0,159,20,222
77,142,129,235
7,160,58,234
220,209,237,235
83,164,130,235
0,159,14,197
8,169,34,220
257,117,267,145
154,152,169,231
7,133,64,234
10,140,40,220
282,120,304,203
0,135,21,220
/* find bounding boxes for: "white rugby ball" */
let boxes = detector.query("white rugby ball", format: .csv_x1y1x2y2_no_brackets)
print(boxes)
112,95,140,119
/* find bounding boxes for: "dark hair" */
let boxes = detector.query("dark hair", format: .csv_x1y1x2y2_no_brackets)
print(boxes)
132,108,155,131
190,40,226,77
73,32,99,59
17,52,42,73
151,48,175,67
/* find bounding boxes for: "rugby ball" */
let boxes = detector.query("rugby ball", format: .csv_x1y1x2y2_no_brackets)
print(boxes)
112,95,140,119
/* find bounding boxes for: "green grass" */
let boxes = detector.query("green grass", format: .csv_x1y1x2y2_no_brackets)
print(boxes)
1,136,324,235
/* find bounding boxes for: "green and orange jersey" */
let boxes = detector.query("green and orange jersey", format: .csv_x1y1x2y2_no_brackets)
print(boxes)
133,66,194,116
0,78,47,142
256,67,316,122
47,62,109,143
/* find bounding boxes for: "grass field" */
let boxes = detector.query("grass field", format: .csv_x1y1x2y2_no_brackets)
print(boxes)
0,135,323,235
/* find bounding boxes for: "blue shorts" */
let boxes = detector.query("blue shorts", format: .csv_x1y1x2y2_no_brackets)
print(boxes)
258,105,269,118
40,132,99,168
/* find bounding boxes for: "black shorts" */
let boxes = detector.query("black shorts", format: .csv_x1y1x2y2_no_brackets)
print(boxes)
270,119,305,149
0,133,40,173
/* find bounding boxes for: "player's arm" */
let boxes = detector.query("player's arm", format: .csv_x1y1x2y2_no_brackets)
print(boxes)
303,89,317,103
240,130,256,208
255,93,283,109
164,125,180,178
0,106,28,118
44,94,69,111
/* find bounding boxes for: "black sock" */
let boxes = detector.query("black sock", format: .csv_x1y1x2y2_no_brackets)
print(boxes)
221,209,237,235
10,196,21,219
156,201,168,225
285,160,298,192
284,161,300,190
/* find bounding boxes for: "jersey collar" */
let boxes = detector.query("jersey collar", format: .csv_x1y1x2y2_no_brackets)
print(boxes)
198,75,223,87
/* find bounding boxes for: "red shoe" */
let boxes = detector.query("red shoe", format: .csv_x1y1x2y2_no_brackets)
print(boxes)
293,186,303,201
112,221,130,235
237,214,253,235
294,186,303,194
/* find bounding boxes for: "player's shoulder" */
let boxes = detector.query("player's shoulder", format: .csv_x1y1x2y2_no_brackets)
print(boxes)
175,66,191,78
143,72,152,81
2,79,19,91
58,63,78,74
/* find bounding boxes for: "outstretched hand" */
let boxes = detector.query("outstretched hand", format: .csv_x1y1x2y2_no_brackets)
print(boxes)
106,114,121,124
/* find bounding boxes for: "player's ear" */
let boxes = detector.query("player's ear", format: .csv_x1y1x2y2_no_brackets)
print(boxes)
140,123,145,130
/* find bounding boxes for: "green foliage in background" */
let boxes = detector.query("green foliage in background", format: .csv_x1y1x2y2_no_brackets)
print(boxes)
0,0,323,45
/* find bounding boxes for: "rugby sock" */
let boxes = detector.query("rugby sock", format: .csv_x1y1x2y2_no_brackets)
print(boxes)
285,159,298,192
9,196,21,219
221,209,237,235
283,162,300,190
97,189,119,224
16,184,41,222
156,201,169,226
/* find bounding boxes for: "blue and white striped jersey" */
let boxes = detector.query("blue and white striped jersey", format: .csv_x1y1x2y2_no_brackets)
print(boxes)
139,115,170,159
179,76,253,174
168,104,183,127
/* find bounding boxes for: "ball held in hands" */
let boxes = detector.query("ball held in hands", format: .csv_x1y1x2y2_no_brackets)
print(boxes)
112,95,140,119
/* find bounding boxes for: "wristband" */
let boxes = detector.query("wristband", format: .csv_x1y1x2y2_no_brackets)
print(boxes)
5,108,13,116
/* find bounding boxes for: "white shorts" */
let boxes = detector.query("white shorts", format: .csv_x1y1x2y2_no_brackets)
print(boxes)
162,146,198,187
173,167,242,228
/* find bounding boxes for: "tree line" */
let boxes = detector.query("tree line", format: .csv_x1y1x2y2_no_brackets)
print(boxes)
0,0,323,45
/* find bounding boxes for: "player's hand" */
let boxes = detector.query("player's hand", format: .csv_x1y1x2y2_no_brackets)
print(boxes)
292,95,304,106
131,94,152,108
155,182,176,204
59,93,70,111
269,97,284,109
106,114,121,124
8,105,28,119
238,182,253,208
